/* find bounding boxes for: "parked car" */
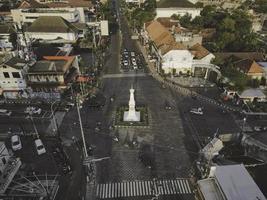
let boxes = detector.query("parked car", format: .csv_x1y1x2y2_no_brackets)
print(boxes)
34,139,46,155
25,107,41,115
131,52,135,57
190,107,203,115
132,58,137,66
11,135,22,151
123,60,128,66
0,109,11,116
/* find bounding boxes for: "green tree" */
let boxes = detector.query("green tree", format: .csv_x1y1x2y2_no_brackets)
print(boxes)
179,13,192,28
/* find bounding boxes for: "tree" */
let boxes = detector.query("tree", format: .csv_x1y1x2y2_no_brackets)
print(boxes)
179,13,192,28
191,16,204,29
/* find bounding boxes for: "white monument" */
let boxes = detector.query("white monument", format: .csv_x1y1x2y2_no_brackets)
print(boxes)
123,86,140,122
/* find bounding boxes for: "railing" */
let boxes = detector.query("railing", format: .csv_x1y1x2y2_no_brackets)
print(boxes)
0,157,21,194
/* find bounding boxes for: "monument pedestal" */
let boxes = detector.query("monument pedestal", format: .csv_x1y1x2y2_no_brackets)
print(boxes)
123,111,140,122
123,87,141,122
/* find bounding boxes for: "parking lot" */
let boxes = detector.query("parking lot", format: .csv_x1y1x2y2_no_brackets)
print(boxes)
120,48,145,72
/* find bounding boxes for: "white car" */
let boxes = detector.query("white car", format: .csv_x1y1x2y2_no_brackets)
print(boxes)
25,107,42,115
190,107,203,115
0,109,12,116
123,60,128,66
132,58,137,66
131,52,135,57
34,139,46,155
11,135,22,151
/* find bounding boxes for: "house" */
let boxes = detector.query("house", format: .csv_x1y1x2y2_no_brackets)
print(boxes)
197,164,266,200
143,20,220,78
162,48,194,74
238,88,266,102
0,142,21,194
25,16,79,43
155,0,202,19
156,17,203,47
234,59,264,79
0,24,16,52
27,56,79,100
0,57,29,99
11,7,86,25
190,43,215,63
200,137,224,161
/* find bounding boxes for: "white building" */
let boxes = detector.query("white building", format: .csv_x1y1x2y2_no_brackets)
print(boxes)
197,164,266,200
156,0,202,19
0,24,16,52
25,16,79,43
162,49,194,74
0,57,29,99
125,0,145,4
11,7,86,25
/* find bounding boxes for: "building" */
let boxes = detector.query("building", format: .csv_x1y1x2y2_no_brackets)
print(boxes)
155,0,202,19
25,16,79,43
0,57,29,99
11,7,86,25
0,142,22,195
19,0,93,8
156,17,203,47
27,55,79,100
143,20,220,78
125,0,145,4
0,24,16,52
197,164,266,200
190,43,215,63
238,88,266,102
234,59,264,79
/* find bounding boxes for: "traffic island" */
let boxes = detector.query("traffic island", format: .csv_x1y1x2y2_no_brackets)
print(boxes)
114,106,149,128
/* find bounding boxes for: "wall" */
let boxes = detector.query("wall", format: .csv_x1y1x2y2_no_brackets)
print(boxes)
26,32,77,42
0,66,27,91
28,74,64,84
161,50,194,74
156,8,201,19
11,7,85,24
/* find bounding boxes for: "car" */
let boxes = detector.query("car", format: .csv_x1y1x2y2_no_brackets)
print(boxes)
24,107,41,115
254,126,262,132
0,109,11,116
34,139,46,155
190,107,203,115
132,58,137,66
165,101,172,110
131,52,135,57
11,135,22,151
123,60,128,66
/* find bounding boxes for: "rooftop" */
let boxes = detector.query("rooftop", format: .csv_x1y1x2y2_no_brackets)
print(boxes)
146,20,175,48
198,164,267,200
239,88,266,98
190,43,211,59
27,16,78,33
28,56,75,73
0,24,15,34
235,59,264,74
156,0,196,8
3,57,27,70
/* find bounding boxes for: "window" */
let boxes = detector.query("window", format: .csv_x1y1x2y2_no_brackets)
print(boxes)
46,77,49,82
3,72,9,78
55,77,59,82
2,157,6,165
12,72,20,78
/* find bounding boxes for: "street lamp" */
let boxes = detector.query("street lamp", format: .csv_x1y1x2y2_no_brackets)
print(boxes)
242,117,247,133
50,100,60,136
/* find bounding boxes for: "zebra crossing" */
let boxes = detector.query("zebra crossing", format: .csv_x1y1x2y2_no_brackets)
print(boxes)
96,179,193,199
